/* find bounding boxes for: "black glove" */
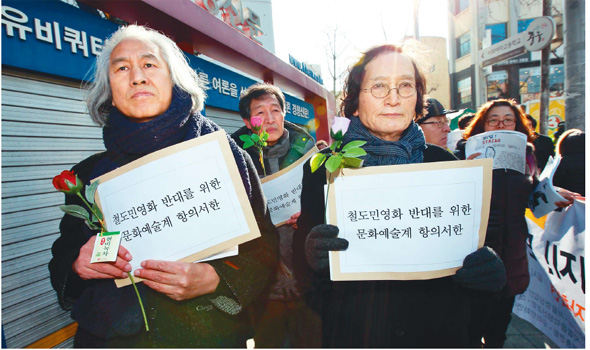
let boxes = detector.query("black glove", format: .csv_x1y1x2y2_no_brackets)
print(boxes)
305,224,349,272
453,246,506,293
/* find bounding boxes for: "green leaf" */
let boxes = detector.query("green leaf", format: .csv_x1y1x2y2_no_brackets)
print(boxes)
242,139,255,149
85,180,99,205
341,140,367,152
261,133,269,141
60,204,90,221
343,147,367,158
342,157,364,168
239,134,251,142
251,133,260,142
325,154,343,173
310,153,327,173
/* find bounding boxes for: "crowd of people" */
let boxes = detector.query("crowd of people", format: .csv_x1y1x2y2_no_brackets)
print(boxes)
49,24,582,348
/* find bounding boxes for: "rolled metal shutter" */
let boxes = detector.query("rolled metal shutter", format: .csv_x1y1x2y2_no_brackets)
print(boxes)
1,70,104,348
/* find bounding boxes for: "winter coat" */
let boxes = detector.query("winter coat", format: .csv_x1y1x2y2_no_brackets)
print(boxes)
49,149,279,348
292,144,473,348
553,132,585,196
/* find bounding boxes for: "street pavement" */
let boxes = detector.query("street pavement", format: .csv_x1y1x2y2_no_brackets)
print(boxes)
504,313,559,348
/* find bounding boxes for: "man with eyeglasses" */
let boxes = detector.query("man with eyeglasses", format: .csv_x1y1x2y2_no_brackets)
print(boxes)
416,98,456,148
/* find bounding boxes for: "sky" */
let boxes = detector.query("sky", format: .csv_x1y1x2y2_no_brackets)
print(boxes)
272,0,451,93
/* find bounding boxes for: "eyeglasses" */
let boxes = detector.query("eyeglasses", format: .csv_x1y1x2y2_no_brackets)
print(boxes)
420,118,450,129
486,118,516,127
361,82,417,99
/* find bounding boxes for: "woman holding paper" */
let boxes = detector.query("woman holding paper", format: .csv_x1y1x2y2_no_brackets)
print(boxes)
48,25,279,347
292,43,507,348
458,99,577,347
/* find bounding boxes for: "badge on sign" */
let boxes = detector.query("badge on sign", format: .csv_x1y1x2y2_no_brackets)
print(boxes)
90,231,122,263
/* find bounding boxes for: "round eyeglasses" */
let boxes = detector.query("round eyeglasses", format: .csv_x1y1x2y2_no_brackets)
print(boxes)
419,118,450,129
486,118,516,127
361,82,417,99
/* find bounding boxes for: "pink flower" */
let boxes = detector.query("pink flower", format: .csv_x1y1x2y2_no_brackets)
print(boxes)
330,116,350,141
250,116,263,131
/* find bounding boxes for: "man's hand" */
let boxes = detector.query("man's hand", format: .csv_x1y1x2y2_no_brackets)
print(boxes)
555,188,581,208
72,235,132,279
285,212,301,229
134,260,220,301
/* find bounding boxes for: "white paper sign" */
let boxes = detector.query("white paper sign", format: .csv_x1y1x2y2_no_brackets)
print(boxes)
446,129,464,152
328,159,492,281
528,155,566,218
261,148,315,226
513,204,585,348
465,130,527,173
95,132,260,286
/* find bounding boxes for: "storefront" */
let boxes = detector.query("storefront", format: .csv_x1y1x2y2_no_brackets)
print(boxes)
1,0,333,347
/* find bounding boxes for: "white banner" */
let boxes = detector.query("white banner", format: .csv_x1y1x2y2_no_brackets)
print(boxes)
513,201,586,348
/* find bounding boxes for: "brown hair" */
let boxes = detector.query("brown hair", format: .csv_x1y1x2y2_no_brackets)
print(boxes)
463,99,535,142
339,44,427,119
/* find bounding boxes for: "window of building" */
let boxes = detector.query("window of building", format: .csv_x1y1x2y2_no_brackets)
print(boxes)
455,0,469,15
486,70,507,100
519,64,565,102
458,77,472,104
485,23,507,44
457,32,471,58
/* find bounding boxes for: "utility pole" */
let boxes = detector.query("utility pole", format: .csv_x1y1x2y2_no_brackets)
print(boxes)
538,0,552,135
564,0,585,131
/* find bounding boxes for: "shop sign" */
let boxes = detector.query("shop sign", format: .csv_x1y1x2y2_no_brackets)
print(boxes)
189,55,315,127
1,0,313,128
193,0,263,44
1,0,118,80
288,54,324,85
480,16,555,67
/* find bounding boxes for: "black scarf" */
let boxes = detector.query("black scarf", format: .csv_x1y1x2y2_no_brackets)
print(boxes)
342,116,425,167
99,87,252,198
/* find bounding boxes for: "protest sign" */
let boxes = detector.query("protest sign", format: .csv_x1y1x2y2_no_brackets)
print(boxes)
94,131,260,287
513,203,585,348
261,148,315,226
465,130,527,173
327,159,492,281
528,155,566,218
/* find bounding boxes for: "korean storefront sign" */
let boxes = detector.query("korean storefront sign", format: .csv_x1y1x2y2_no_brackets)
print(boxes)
1,0,315,128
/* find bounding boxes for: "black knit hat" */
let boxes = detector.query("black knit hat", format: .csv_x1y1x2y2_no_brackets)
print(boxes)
417,98,456,124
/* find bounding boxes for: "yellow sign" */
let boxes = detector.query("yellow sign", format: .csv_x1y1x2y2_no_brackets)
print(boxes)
526,98,565,140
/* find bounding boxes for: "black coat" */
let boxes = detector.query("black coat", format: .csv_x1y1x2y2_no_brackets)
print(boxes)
293,144,472,348
49,150,279,348
532,133,555,172
553,132,585,196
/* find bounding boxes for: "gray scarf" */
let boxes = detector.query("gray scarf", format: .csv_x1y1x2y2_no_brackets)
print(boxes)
263,130,291,174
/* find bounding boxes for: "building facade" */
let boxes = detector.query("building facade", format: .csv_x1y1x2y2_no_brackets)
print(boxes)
447,0,565,135
1,0,334,347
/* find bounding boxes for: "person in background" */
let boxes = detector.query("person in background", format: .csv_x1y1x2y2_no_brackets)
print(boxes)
458,113,475,130
553,129,585,196
552,121,566,143
416,98,455,148
48,25,279,348
460,99,576,348
525,114,555,172
231,83,320,348
293,43,507,348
